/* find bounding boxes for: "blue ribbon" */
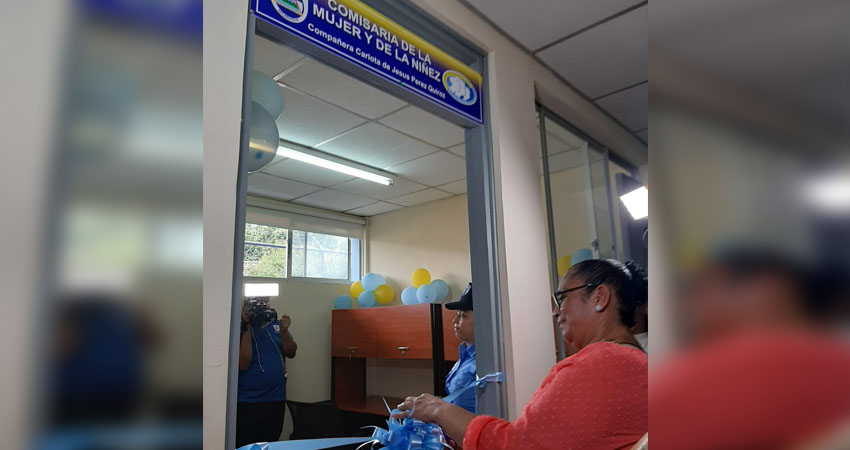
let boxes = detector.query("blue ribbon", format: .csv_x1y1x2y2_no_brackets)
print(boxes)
237,372,505,450
442,372,505,405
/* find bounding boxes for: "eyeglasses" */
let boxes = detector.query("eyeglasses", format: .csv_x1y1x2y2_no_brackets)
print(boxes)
552,283,597,308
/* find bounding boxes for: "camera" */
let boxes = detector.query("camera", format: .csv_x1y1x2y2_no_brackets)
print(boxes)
244,297,278,328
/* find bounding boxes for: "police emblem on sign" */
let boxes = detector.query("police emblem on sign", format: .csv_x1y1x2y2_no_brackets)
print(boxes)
272,0,309,23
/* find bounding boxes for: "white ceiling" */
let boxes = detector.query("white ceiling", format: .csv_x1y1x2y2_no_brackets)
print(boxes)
248,35,469,216
465,0,648,145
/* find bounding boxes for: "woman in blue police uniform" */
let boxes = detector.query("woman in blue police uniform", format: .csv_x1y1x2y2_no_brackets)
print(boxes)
236,297,297,448
444,283,477,414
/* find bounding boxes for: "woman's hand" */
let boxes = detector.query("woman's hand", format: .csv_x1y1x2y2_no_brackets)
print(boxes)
393,393,446,423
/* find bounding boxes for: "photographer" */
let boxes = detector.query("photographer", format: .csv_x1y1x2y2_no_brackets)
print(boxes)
236,297,297,447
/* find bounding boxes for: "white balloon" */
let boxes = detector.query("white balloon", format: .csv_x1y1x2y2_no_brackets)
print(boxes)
252,70,284,120
246,101,279,173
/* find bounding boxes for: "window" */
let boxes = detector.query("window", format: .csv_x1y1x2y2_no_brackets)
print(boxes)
243,223,359,281
291,230,349,279
243,223,288,278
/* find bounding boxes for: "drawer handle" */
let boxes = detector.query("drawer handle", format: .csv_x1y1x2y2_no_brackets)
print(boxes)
347,346,358,360
397,346,410,357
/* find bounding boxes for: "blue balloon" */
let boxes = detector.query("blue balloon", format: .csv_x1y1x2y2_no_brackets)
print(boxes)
571,248,593,266
416,284,437,303
252,70,284,120
401,287,418,305
334,295,352,310
358,290,377,308
361,273,385,291
430,279,449,301
247,101,279,173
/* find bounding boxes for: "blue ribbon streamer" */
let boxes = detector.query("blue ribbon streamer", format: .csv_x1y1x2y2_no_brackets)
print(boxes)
237,372,505,450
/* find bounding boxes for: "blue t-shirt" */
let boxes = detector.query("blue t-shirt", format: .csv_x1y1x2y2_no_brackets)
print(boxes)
238,320,290,403
445,342,477,413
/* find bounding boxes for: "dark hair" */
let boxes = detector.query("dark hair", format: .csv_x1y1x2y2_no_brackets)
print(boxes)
567,259,648,328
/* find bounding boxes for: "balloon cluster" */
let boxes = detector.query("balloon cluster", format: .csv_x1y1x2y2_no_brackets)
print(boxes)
334,273,394,309
400,268,449,305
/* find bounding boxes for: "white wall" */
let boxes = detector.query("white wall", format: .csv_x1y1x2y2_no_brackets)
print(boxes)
367,194,472,303
203,1,249,449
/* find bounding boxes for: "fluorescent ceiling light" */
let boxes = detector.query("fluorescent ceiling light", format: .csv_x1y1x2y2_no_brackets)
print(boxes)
276,144,393,186
244,283,279,297
802,170,850,213
620,186,648,220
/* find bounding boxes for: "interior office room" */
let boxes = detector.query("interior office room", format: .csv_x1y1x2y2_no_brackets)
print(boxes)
206,1,648,449
11,0,850,449
205,2,647,445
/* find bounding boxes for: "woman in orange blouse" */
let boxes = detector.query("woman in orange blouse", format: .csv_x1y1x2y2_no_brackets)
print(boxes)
394,259,649,449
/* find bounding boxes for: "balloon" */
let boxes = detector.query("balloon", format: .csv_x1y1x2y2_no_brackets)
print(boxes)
374,284,395,305
416,284,437,303
430,279,449,301
571,249,593,266
252,70,284,120
557,254,572,278
246,101,279,173
358,290,377,308
362,273,385,291
350,281,365,299
334,295,352,310
411,268,431,288
401,287,418,305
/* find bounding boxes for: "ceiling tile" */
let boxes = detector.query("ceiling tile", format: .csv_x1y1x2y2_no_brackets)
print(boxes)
595,83,648,131
346,201,405,216
387,151,467,186
281,59,407,119
333,176,426,200
388,188,453,207
276,85,367,146
536,6,647,98
372,139,440,169
253,35,304,78
290,188,375,212
316,123,411,166
378,106,466,148
247,173,321,200
260,158,356,187
446,143,465,158
636,130,648,142
438,180,467,195
467,0,644,51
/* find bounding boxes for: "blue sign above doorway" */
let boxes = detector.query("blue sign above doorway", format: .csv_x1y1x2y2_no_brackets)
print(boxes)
253,0,484,124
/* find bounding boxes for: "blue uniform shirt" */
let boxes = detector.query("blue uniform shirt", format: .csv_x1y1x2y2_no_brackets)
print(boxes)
445,342,477,413
238,320,289,403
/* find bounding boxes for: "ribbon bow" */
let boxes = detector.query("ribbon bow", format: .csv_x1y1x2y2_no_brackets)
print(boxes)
359,399,449,450
361,372,505,450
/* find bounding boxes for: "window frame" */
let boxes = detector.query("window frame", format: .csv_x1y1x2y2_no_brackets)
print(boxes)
243,224,358,284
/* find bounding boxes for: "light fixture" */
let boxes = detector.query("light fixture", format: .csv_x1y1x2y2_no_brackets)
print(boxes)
620,186,648,220
244,282,279,297
801,170,850,213
276,142,393,186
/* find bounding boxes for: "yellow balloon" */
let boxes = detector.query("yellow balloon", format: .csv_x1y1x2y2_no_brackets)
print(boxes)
557,254,573,278
411,268,431,288
350,281,365,299
374,284,395,305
